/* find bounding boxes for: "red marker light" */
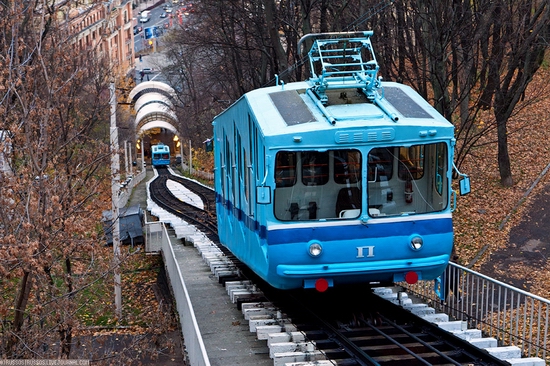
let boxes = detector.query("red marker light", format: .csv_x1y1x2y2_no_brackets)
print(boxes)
405,271,419,284
315,278,329,292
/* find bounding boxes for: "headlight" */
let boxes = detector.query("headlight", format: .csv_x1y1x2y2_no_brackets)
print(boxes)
410,236,423,250
308,242,322,257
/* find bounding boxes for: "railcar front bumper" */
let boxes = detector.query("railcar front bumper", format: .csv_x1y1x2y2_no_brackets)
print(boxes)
277,254,449,284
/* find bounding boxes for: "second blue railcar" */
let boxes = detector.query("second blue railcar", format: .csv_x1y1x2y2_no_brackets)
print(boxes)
151,143,170,167
213,31,467,291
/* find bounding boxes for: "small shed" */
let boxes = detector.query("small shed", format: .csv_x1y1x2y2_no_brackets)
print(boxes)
102,205,144,246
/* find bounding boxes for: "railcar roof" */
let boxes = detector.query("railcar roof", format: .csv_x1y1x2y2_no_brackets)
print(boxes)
242,81,453,138
151,143,169,152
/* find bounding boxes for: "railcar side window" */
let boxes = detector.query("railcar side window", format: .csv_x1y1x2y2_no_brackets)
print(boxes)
275,152,296,187
368,148,393,182
435,143,446,195
301,152,329,186
398,146,424,180
220,151,225,198
225,139,233,203
334,150,361,184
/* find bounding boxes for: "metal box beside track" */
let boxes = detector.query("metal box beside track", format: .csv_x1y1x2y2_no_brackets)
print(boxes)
102,205,145,246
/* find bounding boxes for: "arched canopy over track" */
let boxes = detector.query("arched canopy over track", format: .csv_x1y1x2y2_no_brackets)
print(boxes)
128,81,177,103
128,81,179,135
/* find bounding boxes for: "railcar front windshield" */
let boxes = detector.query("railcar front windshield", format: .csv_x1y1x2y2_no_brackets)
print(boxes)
273,143,449,221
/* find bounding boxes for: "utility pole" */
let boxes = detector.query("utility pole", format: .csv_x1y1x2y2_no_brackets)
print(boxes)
180,141,184,169
110,82,122,319
128,141,133,176
124,141,129,176
141,142,145,170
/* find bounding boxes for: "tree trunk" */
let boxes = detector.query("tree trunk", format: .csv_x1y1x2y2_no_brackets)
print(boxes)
319,0,329,33
59,325,73,358
264,0,288,80
496,117,513,186
6,270,33,357
479,6,501,111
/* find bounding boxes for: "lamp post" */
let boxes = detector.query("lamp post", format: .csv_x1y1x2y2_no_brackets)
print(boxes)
188,139,192,174
110,82,122,319
137,138,145,170
173,135,180,167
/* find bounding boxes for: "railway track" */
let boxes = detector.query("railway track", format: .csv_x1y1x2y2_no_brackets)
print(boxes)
149,167,218,240
149,167,512,366
269,287,510,365
162,170,217,213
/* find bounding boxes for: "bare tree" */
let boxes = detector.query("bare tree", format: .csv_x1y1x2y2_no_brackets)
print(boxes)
162,0,550,187
163,0,281,146
162,0,331,146
373,0,550,186
0,0,115,358
483,0,549,186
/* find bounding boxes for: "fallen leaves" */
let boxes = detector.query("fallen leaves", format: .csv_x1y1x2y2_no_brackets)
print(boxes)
453,64,550,299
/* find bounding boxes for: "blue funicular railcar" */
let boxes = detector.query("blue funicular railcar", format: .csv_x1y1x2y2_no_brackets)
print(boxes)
213,31,469,292
151,142,171,167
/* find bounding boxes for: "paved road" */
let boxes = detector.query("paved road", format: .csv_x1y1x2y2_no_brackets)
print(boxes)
134,52,169,84
133,1,178,54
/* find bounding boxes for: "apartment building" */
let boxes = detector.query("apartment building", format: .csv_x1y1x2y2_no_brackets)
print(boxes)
65,0,135,76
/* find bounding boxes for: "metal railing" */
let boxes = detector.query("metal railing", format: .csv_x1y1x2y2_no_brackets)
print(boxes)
180,162,214,181
401,262,550,360
143,220,210,366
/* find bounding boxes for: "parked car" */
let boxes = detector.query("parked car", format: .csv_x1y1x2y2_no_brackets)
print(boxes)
141,67,155,74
